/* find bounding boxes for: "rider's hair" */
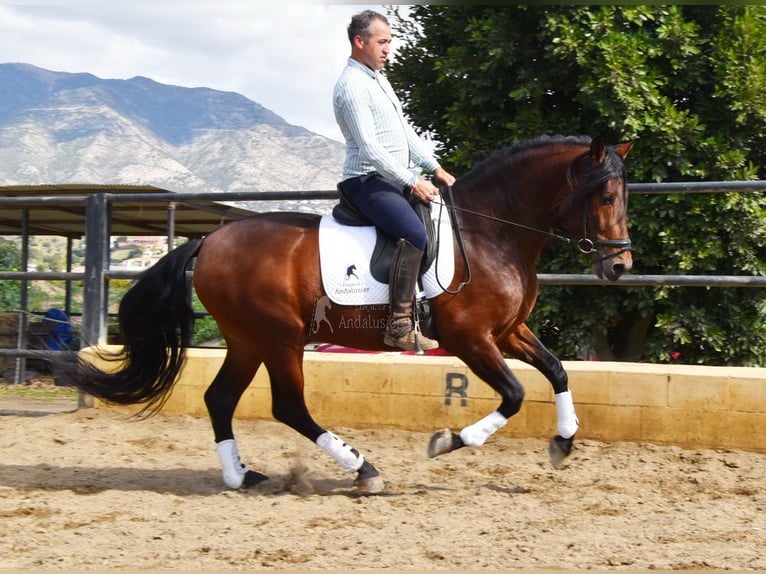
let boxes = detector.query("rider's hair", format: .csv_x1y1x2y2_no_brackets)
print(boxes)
347,10,388,44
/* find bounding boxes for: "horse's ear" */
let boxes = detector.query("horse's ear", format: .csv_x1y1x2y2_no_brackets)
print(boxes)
612,140,634,159
590,135,606,163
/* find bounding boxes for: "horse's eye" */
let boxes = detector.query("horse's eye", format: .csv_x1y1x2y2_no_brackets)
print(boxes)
602,193,615,205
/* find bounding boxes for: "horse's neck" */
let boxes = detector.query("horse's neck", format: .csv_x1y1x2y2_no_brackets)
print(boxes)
457,162,569,231
453,155,572,266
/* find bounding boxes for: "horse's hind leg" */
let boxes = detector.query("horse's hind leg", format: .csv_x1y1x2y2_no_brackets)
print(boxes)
500,323,579,468
265,346,384,494
204,348,268,489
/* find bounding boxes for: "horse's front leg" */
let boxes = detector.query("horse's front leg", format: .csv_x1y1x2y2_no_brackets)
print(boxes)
428,341,524,458
499,322,579,468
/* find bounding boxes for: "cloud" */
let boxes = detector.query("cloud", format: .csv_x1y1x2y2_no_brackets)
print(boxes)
0,4,396,140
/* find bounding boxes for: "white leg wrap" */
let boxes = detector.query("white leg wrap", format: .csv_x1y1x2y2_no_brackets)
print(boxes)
215,439,248,489
459,411,508,447
316,431,364,473
555,390,580,439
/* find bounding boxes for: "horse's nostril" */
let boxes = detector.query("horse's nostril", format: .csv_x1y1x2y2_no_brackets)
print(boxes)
613,263,626,276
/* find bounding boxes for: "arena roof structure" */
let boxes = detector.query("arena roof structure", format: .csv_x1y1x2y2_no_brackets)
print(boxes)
0,184,257,238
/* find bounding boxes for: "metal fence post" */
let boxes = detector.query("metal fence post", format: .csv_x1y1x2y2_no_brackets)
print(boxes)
13,209,30,384
79,193,111,407
82,193,111,348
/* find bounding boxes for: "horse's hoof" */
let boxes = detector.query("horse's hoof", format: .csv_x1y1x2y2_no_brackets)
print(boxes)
243,470,269,488
548,435,574,469
427,429,464,458
355,475,385,494
355,460,385,494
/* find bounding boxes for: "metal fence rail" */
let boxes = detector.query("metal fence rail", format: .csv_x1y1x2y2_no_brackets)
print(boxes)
629,180,766,194
537,273,766,287
0,181,764,382
4,271,765,287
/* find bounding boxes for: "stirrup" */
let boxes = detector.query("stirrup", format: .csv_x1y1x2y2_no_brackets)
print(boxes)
384,327,439,352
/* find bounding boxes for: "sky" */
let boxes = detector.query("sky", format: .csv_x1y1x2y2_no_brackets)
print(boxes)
0,4,409,142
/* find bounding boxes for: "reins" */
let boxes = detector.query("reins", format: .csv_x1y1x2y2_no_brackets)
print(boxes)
432,180,632,288
432,197,573,245
433,186,471,294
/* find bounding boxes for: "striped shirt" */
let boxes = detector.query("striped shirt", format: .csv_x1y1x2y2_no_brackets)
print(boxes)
333,58,440,187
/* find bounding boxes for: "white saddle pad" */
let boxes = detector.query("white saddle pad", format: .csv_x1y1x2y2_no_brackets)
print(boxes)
318,205,455,306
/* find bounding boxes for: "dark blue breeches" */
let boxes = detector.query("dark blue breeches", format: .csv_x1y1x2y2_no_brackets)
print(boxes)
339,173,427,251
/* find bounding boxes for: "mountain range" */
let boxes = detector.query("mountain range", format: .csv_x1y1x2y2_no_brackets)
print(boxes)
0,63,345,199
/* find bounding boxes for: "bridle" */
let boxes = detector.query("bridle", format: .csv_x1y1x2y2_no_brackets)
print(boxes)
569,150,632,262
574,166,632,262
576,198,632,263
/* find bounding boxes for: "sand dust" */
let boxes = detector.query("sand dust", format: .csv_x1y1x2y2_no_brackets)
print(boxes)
0,406,764,570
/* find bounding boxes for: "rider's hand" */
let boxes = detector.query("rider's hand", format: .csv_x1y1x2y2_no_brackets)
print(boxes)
433,166,456,188
410,177,440,203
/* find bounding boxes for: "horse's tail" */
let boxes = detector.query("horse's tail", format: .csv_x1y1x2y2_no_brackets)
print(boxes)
54,238,203,415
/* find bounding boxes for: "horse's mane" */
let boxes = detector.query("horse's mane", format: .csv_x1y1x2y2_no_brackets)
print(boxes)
459,135,592,189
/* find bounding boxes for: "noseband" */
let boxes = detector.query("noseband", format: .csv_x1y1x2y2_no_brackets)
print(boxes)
576,203,632,262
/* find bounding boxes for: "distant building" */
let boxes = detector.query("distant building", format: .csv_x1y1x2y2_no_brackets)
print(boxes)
112,255,163,270
113,236,167,249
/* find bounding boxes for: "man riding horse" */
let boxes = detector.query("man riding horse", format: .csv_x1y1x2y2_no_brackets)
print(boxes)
333,10,457,351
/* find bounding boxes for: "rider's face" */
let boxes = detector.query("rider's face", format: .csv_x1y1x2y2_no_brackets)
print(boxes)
356,19,391,71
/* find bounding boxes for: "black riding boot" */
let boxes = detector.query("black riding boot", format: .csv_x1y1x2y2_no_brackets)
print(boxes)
384,239,439,351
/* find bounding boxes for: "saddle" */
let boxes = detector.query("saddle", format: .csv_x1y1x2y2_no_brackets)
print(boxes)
331,183,437,284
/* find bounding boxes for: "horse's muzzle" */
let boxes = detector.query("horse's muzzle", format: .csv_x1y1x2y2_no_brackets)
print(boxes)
593,248,632,281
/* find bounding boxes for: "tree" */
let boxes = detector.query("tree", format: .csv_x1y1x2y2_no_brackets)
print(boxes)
0,238,21,310
387,5,766,365
0,238,55,312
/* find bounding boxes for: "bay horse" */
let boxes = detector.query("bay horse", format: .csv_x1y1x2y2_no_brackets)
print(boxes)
58,135,633,494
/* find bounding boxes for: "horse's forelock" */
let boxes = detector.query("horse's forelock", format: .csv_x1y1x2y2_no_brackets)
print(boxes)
558,144,627,218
